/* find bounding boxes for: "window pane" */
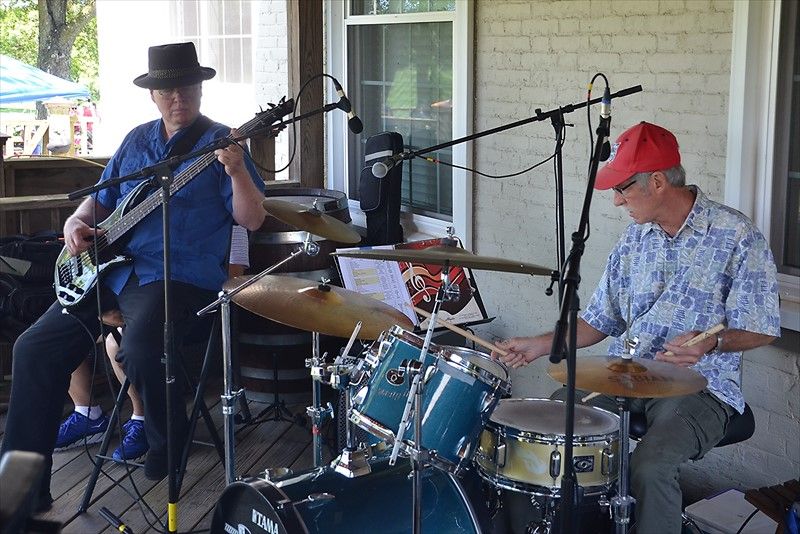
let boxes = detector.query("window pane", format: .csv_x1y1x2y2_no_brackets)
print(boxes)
224,1,242,35
224,39,242,83
183,0,199,36
783,7,800,269
242,0,252,34
351,0,454,16
242,38,252,84
347,22,453,218
207,37,224,78
208,1,224,36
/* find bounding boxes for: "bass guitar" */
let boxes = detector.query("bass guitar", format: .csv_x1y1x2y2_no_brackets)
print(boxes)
54,98,294,307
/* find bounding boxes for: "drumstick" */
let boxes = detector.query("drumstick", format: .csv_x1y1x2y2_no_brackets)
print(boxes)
413,306,508,357
662,323,724,356
581,323,725,403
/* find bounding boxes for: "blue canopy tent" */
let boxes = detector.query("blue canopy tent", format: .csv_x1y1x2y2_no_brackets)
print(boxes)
0,54,90,104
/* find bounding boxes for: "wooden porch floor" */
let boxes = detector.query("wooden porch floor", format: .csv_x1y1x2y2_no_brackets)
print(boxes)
0,385,330,534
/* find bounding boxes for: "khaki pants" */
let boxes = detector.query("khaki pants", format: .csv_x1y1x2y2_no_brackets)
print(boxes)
551,387,734,534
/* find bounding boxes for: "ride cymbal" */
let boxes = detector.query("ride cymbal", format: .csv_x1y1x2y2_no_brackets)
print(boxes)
548,355,708,398
332,245,552,276
262,198,361,244
223,275,414,340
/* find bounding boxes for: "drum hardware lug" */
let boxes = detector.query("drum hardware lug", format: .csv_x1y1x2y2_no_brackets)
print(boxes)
549,450,562,479
479,393,495,413
601,447,614,476
495,437,507,468
423,364,436,384
351,386,368,406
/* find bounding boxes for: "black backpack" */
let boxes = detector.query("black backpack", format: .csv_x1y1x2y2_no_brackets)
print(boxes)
0,232,61,340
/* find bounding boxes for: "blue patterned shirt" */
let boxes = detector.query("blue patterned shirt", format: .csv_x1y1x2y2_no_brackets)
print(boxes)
94,116,264,294
582,186,780,413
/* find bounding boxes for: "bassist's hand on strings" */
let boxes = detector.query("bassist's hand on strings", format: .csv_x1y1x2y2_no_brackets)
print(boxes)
63,215,105,256
215,128,247,179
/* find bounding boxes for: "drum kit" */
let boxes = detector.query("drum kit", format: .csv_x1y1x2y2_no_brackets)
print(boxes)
207,197,709,534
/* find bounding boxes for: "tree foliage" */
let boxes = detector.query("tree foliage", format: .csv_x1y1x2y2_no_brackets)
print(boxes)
0,0,99,100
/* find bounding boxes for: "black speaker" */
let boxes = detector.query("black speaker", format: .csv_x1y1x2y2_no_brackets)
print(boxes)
359,132,404,246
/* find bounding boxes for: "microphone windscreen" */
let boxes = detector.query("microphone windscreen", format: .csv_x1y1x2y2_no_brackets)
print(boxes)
371,161,389,178
349,116,364,134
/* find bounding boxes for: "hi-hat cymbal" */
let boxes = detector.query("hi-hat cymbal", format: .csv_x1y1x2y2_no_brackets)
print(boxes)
548,356,708,398
262,198,361,244
332,245,552,276
223,275,414,340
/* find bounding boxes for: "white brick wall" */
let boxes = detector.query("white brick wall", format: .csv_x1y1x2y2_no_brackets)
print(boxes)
471,0,799,501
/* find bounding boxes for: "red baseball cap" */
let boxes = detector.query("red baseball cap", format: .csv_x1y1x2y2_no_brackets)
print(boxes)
595,122,681,190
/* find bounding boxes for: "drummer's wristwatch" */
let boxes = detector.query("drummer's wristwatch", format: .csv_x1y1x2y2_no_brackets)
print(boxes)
706,332,724,354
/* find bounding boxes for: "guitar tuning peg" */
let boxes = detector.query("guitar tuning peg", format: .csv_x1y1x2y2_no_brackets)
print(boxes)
267,102,275,108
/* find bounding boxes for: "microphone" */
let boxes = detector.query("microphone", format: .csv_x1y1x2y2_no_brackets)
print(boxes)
599,86,612,161
371,153,404,178
332,78,364,134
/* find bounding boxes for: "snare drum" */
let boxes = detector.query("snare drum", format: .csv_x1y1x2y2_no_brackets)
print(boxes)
475,398,619,496
350,326,510,472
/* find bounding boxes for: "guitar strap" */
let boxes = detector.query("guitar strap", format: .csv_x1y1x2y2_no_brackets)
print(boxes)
166,114,214,159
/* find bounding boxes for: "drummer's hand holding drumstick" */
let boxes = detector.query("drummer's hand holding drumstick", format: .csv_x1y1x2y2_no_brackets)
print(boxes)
491,336,550,369
655,324,725,367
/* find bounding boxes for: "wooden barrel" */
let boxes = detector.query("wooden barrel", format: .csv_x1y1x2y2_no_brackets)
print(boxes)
237,188,355,405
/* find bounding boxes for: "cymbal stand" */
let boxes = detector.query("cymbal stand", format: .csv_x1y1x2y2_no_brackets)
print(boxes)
390,261,459,534
330,322,372,477
611,396,635,533
610,330,637,533
306,330,334,468
197,232,320,483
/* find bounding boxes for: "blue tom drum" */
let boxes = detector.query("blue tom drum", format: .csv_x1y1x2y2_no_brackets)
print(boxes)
349,326,510,473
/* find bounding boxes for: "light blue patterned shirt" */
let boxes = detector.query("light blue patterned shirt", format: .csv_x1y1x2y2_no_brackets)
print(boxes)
582,186,780,413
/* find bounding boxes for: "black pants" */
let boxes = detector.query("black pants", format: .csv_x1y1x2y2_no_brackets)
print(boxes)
0,277,215,497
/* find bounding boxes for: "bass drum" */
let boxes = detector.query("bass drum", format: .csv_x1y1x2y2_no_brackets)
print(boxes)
211,459,491,534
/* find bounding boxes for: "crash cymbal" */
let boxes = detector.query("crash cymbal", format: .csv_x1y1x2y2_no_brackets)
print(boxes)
223,275,414,340
332,245,552,276
262,198,361,244
548,355,708,398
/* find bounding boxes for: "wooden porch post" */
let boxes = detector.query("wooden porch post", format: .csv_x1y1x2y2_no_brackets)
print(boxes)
286,0,324,189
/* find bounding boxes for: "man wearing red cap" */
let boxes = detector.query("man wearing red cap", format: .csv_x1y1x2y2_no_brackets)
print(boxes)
494,122,780,532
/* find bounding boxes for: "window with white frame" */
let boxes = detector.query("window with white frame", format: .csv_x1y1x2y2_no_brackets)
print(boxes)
771,1,799,278
169,0,253,85
730,0,800,330
328,0,472,241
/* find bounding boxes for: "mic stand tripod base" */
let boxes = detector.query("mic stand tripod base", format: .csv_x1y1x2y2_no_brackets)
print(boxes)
332,447,372,478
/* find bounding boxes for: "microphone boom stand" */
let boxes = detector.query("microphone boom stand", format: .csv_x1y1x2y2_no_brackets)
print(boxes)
547,112,612,533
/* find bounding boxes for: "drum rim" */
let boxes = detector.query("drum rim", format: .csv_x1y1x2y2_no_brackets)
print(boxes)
474,465,614,497
382,325,510,392
437,347,511,392
487,397,620,442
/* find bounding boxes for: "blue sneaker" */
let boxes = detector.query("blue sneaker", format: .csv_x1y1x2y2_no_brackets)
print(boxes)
112,419,149,461
54,411,109,450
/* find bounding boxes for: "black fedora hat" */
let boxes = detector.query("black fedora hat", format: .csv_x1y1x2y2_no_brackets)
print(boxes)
133,42,216,89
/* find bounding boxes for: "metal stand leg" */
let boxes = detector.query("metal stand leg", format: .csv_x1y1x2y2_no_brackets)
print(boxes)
79,378,131,512
611,397,636,533
306,331,333,468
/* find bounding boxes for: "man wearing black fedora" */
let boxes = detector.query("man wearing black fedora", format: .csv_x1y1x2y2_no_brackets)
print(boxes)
1,42,266,511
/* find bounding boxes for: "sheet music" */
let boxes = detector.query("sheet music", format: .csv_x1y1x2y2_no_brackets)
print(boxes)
336,245,419,326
